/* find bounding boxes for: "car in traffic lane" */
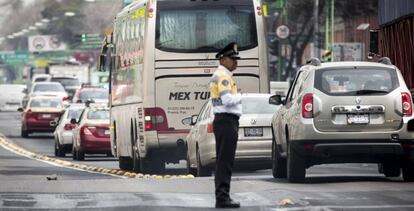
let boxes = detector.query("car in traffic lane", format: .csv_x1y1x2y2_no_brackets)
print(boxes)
71,87,108,104
269,58,414,183
71,104,111,161
18,96,65,138
51,103,85,157
183,93,280,177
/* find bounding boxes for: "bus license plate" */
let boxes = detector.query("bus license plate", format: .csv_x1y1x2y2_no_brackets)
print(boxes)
347,114,369,124
244,128,263,137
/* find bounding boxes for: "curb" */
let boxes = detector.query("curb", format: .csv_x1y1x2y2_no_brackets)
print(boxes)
0,136,194,180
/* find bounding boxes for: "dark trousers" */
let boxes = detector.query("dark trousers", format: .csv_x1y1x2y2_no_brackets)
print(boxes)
213,113,239,202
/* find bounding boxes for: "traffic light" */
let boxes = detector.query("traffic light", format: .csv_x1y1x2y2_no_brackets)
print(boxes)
81,34,87,43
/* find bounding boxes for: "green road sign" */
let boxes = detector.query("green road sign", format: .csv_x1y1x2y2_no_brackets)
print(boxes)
0,51,29,65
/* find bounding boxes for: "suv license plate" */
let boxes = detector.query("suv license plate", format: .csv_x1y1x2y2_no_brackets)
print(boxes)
347,114,369,124
244,128,263,137
105,130,110,135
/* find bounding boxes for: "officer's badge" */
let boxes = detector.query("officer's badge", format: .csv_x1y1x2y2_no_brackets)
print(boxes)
222,80,229,86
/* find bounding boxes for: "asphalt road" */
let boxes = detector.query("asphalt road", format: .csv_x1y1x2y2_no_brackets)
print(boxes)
1,111,414,210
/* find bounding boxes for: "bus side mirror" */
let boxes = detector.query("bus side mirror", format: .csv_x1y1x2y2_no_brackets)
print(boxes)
99,55,106,72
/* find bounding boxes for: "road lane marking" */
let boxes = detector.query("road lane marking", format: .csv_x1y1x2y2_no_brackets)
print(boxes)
0,135,194,180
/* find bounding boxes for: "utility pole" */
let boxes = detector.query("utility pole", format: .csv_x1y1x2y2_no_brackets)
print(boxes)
313,0,319,59
331,0,335,62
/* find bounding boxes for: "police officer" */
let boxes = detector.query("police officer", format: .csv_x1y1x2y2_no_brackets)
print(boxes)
209,42,242,209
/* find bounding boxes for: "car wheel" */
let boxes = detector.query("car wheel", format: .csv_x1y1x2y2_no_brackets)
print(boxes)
119,157,133,171
55,139,65,157
186,152,197,176
196,148,211,177
272,141,287,179
287,143,306,183
382,161,401,177
72,145,77,160
77,149,85,161
402,156,414,182
21,127,29,138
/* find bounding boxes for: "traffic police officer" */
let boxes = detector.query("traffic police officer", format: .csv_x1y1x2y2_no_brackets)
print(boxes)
209,42,242,209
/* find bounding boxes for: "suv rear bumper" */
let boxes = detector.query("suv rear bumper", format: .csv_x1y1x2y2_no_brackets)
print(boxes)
289,140,413,167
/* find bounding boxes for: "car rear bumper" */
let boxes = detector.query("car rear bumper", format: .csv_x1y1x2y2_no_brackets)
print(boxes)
80,138,111,152
26,120,56,131
291,117,414,140
289,139,413,167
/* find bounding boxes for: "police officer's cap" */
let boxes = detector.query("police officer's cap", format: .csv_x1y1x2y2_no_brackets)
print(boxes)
215,42,240,60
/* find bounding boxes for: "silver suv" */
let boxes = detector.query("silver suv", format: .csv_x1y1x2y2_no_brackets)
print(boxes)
269,58,414,183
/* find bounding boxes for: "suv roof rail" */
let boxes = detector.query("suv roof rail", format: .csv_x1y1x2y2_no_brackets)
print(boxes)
378,57,392,65
306,58,321,66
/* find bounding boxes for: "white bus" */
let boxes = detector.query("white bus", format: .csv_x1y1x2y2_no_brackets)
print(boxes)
102,0,269,173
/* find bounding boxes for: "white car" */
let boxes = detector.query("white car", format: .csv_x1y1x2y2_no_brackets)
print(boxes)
51,103,85,157
183,93,280,176
23,82,69,108
0,84,26,111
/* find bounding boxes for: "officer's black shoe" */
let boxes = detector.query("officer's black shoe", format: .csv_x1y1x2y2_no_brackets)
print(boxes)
215,199,240,208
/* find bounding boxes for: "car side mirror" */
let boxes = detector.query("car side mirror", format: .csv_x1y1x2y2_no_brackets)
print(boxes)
182,117,193,126
70,118,77,124
50,120,58,127
269,95,283,105
22,88,28,94
17,107,24,112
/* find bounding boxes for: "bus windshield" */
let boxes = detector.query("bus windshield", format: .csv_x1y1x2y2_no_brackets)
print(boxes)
156,0,257,53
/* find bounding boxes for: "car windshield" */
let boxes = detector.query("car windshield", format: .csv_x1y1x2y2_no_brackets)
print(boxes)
87,110,109,120
30,98,62,108
242,96,280,114
51,78,80,87
33,84,65,92
315,68,399,96
79,90,108,100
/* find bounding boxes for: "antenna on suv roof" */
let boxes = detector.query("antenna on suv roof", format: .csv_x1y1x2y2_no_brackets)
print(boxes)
306,58,321,66
378,57,392,65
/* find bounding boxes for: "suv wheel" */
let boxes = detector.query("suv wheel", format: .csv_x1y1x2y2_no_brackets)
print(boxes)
402,157,414,182
196,148,210,177
272,141,287,178
287,143,306,183
382,161,401,177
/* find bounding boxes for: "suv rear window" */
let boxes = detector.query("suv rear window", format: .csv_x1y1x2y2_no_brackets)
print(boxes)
315,68,399,96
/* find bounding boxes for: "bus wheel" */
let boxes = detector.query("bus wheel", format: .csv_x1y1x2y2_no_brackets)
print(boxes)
119,156,133,171
132,149,141,173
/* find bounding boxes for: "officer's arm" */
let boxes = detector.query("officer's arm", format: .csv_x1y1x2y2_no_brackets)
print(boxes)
217,76,241,106
221,92,241,106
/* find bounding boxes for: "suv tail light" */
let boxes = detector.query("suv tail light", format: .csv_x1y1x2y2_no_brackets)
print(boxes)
63,96,69,101
64,123,76,130
302,93,313,118
144,108,168,131
207,123,214,133
402,92,412,116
